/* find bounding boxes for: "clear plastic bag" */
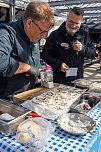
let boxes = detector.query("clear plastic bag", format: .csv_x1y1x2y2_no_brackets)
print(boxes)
16,117,55,149
21,100,58,120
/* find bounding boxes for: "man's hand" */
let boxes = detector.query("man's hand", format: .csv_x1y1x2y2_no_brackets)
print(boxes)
27,66,39,78
15,62,39,78
15,62,31,74
73,40,83,54
61,63,69,72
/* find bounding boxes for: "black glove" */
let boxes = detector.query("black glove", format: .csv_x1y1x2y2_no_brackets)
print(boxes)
27,66,39,78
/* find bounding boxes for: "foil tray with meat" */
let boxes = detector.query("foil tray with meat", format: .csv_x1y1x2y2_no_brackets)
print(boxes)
70,91,101,114
22,85,85,120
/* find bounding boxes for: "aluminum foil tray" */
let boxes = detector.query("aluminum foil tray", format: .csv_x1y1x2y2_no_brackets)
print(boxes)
70,92,101,114
0,99,30,136
89,82,101,93
22,85,85,120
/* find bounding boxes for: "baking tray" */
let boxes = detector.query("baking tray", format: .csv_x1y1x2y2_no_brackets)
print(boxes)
22,85,86,120
0,99,30,136
57,112,96,135
70,92,101,114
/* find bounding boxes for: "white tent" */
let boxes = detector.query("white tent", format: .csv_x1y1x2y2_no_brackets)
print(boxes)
48,16,66,35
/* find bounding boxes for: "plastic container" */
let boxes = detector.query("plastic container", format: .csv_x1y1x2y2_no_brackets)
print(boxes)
45,65,53,82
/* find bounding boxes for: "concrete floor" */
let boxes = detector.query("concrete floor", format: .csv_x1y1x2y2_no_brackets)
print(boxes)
84,63,101,83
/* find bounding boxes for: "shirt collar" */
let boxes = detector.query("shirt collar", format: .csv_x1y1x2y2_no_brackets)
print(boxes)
9,18,31,45
18,18,31,44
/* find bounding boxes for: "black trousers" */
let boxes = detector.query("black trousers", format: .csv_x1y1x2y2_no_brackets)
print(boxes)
0,74,35,100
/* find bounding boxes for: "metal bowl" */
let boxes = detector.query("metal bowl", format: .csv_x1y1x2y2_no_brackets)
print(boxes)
72,79,93,89
57,112,96,135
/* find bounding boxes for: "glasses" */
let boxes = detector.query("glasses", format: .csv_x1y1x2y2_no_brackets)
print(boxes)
32,20,48,35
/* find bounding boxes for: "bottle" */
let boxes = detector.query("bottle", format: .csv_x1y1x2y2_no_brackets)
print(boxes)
45,65,53,82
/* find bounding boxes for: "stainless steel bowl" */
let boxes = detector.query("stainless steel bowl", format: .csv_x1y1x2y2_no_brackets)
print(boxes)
57,112,96,135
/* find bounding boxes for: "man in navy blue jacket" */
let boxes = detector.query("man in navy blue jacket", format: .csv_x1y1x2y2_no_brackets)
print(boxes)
41,7,96,85
0,1,54,99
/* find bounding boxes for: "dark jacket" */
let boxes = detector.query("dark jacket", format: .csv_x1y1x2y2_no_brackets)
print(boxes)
0,18,40,99
41,22,96,85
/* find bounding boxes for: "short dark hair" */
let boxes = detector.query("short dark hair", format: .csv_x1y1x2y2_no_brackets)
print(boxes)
70,7,84,16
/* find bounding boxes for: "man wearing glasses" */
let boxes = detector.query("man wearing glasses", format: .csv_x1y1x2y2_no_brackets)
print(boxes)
0,1,55,100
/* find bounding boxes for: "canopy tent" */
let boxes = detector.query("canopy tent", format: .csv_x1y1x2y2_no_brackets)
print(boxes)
87,23,101,33
86,23,101,43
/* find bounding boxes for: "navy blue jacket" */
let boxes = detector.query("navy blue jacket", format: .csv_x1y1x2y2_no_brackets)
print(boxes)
0,18,40,99
41,22,96,85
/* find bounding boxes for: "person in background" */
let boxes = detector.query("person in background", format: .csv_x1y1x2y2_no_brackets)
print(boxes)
0,1,55,100
96,36,101,71
41,7,96,86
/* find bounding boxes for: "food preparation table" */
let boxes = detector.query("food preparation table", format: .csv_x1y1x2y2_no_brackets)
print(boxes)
0,106,101,152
